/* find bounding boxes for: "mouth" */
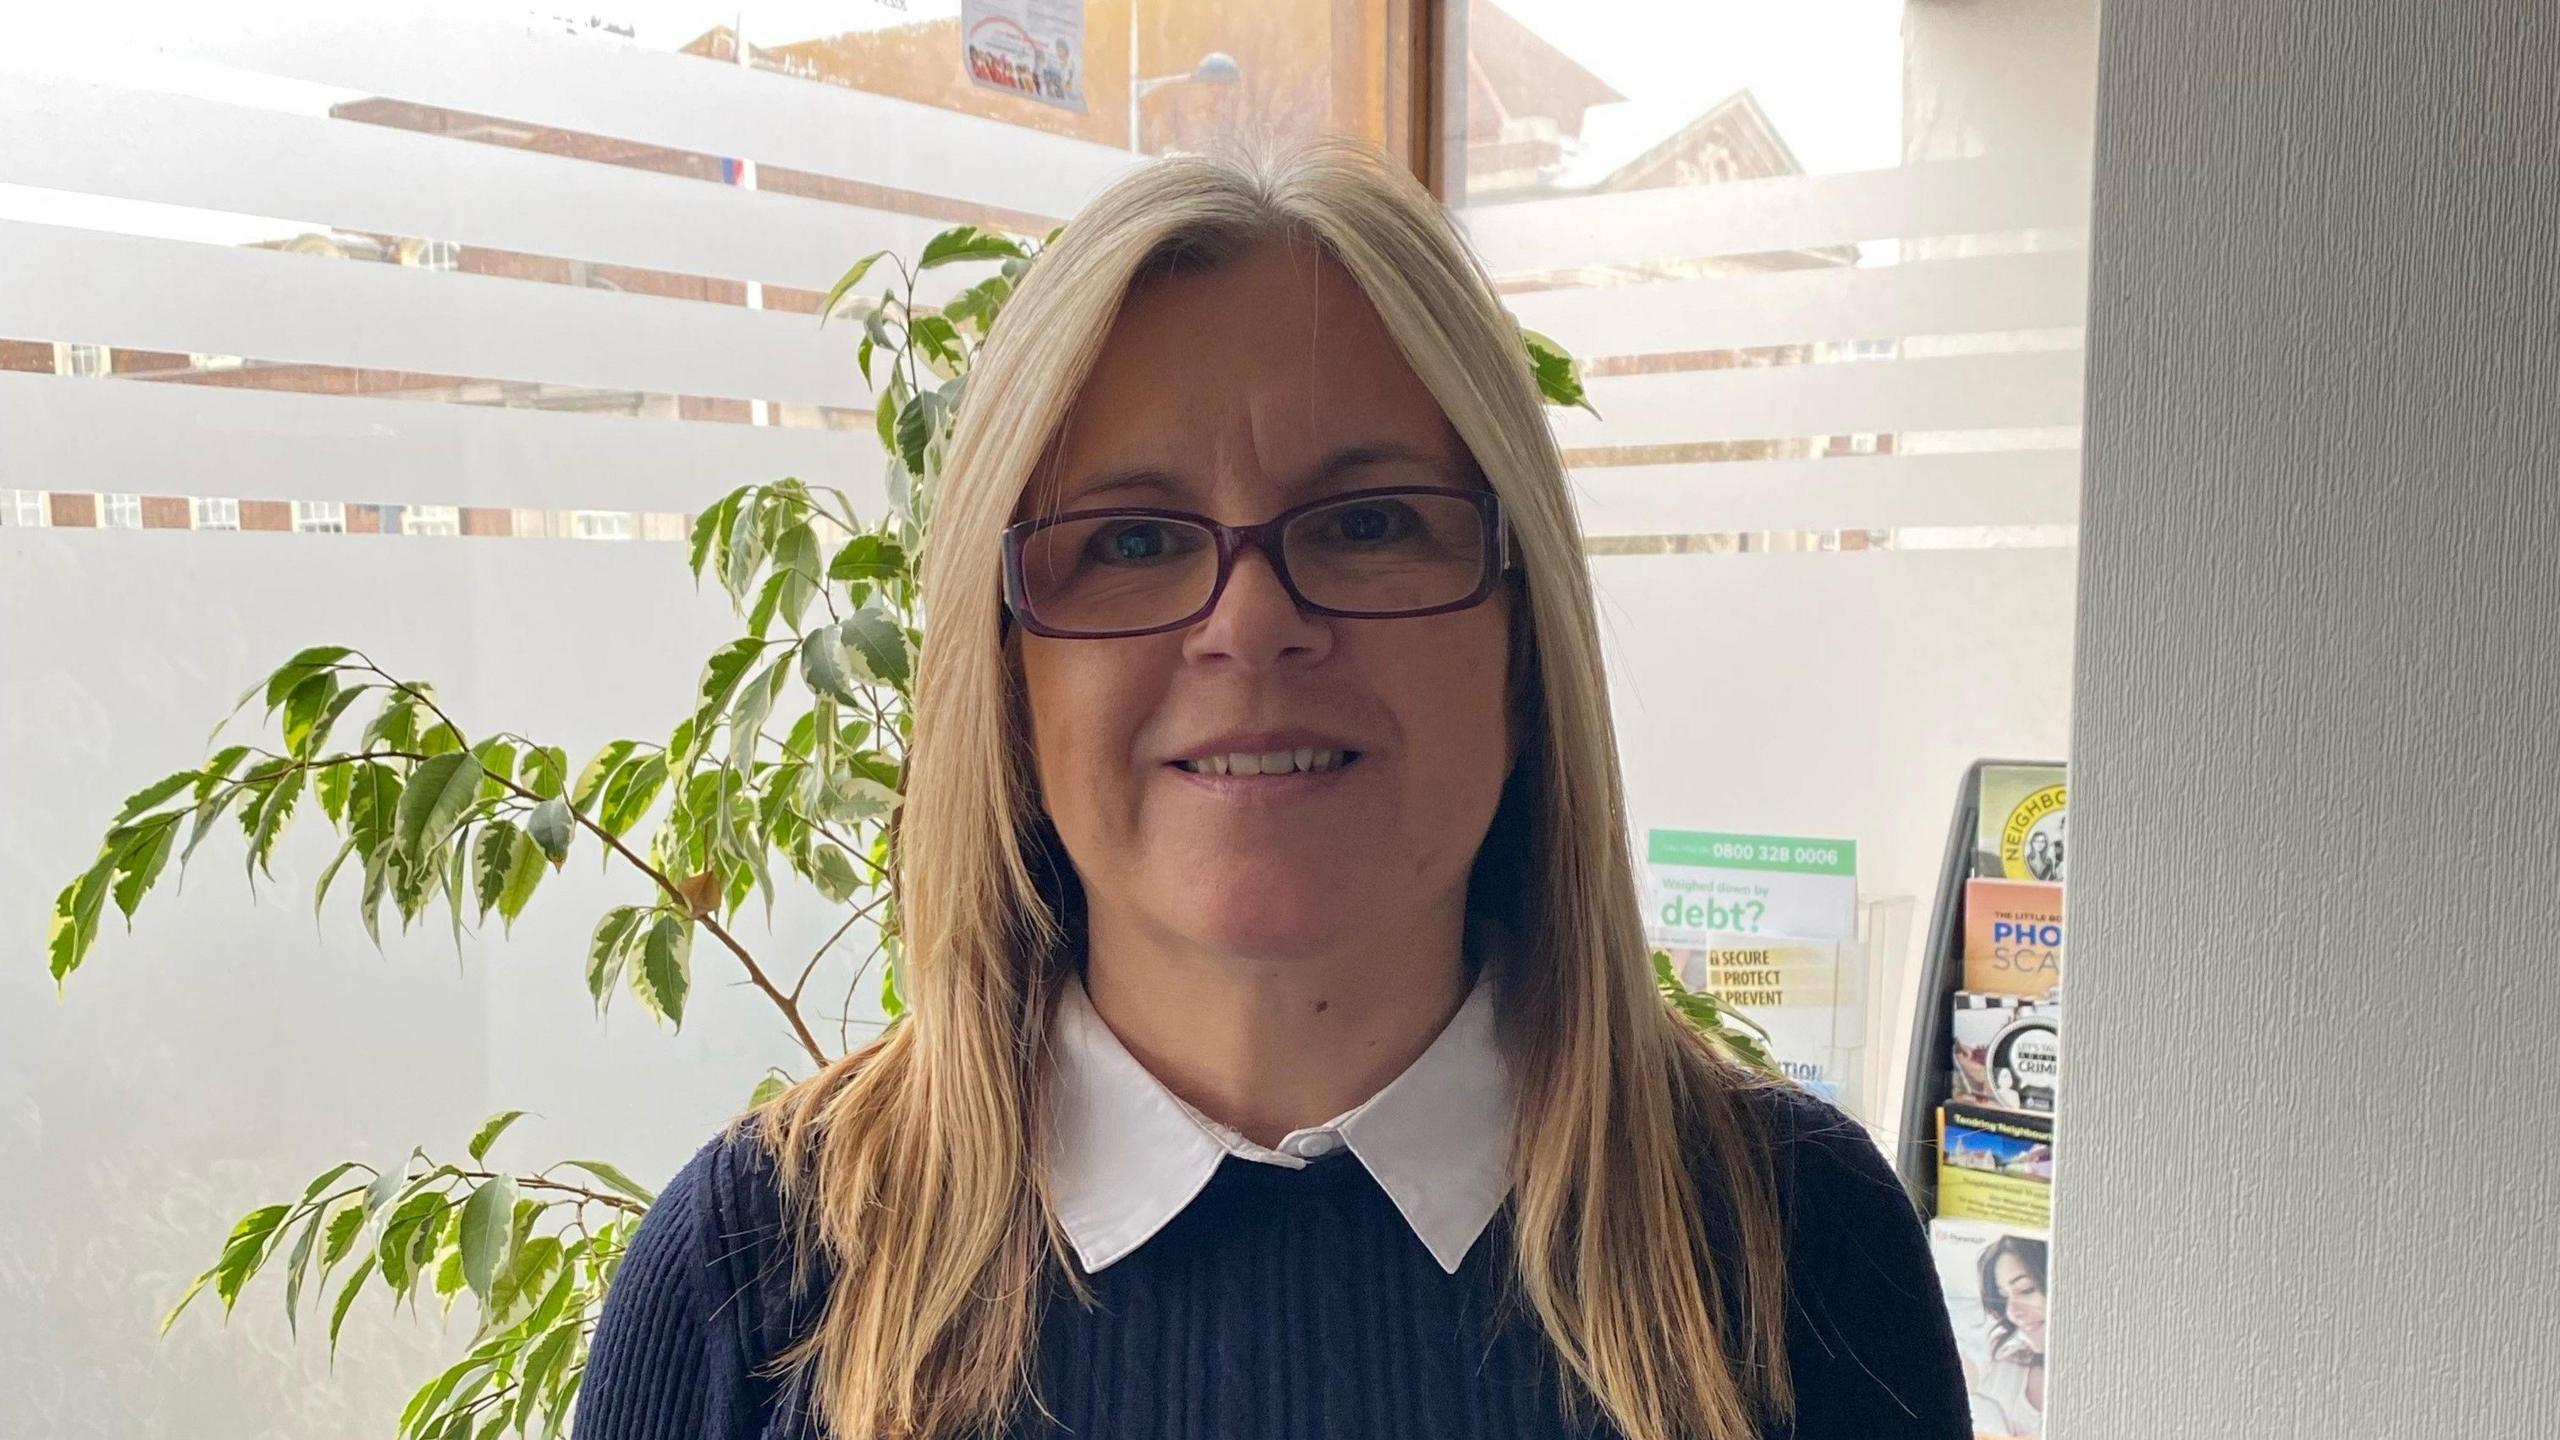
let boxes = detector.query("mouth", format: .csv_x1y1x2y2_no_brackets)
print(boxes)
1170,748,1362,777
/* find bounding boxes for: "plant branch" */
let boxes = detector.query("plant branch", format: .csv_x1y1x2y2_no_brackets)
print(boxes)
334,661,831,1068
789,890,890,1005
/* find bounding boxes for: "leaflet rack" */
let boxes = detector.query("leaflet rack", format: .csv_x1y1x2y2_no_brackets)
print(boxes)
1893,756,2064,1210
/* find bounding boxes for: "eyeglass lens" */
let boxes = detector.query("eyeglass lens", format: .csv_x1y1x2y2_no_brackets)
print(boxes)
1014,490,1489,636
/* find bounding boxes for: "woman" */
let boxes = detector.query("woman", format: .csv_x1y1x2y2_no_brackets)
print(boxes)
1966,1236,2050,1435
574,142,1968,1440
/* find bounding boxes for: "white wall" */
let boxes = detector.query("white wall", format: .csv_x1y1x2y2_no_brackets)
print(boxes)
2052,2,2560,1434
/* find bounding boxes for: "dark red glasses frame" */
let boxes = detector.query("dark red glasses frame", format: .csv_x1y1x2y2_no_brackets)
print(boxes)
1000,485,1512,639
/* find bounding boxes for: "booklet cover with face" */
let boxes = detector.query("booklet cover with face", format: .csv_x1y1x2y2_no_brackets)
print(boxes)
1950,991,2060,1113
1930,1216,2052,1437
1974,764,2068,883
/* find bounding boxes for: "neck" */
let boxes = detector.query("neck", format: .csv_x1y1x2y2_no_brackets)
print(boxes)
1080,894,1472,1149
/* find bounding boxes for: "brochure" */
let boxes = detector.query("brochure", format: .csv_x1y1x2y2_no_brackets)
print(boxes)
1974,765,2067,883
1936,1102,2054,1229
1951,992,2061,1113
1961,877,2063,998
1930,1216,2052,1437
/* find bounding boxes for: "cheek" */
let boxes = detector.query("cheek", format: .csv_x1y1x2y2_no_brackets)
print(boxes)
1018,638,1156,829
1388,608,1516,800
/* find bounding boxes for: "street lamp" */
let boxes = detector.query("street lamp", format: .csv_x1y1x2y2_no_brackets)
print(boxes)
1128,21,1241,154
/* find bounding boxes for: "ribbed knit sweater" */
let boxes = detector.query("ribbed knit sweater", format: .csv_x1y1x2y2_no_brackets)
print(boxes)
571,1084,1968,1439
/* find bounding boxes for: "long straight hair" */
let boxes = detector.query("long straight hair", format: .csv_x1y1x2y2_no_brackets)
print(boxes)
747,141,1795,1440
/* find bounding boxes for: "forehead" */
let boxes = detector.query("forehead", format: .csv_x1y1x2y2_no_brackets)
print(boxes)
1041,240,1459,499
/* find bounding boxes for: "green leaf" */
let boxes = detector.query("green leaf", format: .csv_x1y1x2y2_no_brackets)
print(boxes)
363,1161,410,1221
554,1159,657,1205
314,759,354,824
283,1200,329,1337
691,641,764,734
909,313,963,378
687,489,743,580
569,741,636,814
798,627,865,705
157,1269,213,1337
818,249,889,324
526,797,574,870
748,1070,791,1108
494,827,545,930
281,672,339,755
598,754,670,839
880,960,906,1019
585,907,646,1013
467,1110,528,1164
471,738,519,798
826,532,906,591
46,853,115,987
111,770,199,825
261,644,356,714
433,1247,467,1308
630,914,693,1027
242,767,305,882
472,822,521,920
918,224,1025,269
347,762,404,860
362,692,422,755
726,658,789,769
327,1252,377,1361
808,843,862,902
458,1175,517,1302
941,273,1013,335
518,1319,581,1419
874,385,902,465
109,816,178,925
322,1203,367,1266
744,567,789,641
1519,325,1599,417
520,745,571,802
894,386,943,476
213,1202,294,1314
771,521,822,632
396,752,482,859
840,608,911,689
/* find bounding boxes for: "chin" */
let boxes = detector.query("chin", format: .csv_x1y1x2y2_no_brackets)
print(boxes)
1170,870,1359,958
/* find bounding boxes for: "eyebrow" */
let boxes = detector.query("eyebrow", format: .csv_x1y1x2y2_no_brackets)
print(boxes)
1056,442,1462,508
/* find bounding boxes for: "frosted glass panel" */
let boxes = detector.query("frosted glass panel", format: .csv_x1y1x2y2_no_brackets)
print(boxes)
1454,0,2100,1143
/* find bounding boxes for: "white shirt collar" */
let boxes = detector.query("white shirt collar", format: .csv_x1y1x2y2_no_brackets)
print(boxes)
1046,970,1513,1275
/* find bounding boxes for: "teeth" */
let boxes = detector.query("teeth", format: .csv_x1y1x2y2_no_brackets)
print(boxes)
1177,749,1352,775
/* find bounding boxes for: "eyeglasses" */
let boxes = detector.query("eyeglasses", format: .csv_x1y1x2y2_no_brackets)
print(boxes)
1001,485,1511,640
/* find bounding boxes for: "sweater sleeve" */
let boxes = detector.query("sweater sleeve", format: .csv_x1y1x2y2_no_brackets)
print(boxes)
1767,1089,1972,1440
571,1133,750,1440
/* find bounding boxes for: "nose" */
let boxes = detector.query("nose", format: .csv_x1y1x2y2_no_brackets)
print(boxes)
1181,543,1333,668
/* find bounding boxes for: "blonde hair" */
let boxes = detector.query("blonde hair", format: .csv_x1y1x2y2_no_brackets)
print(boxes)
747,141,1795,1440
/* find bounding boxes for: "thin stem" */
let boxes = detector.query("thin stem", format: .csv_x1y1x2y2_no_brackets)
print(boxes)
454,1168,647,1214
789,890,890,1005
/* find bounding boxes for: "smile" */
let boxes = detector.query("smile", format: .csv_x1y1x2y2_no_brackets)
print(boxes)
1171,748,1359,776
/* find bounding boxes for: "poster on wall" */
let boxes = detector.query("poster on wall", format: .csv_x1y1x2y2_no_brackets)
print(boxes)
1643,829,1859,944
961,0,1088,112
1660,936,1864,1105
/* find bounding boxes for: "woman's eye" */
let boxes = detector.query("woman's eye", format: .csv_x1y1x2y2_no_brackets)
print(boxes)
1089,521,1177,564
1325,503,1416,544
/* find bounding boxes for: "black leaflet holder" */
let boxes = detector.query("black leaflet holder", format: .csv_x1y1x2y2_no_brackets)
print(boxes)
1894,757,2064,1211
